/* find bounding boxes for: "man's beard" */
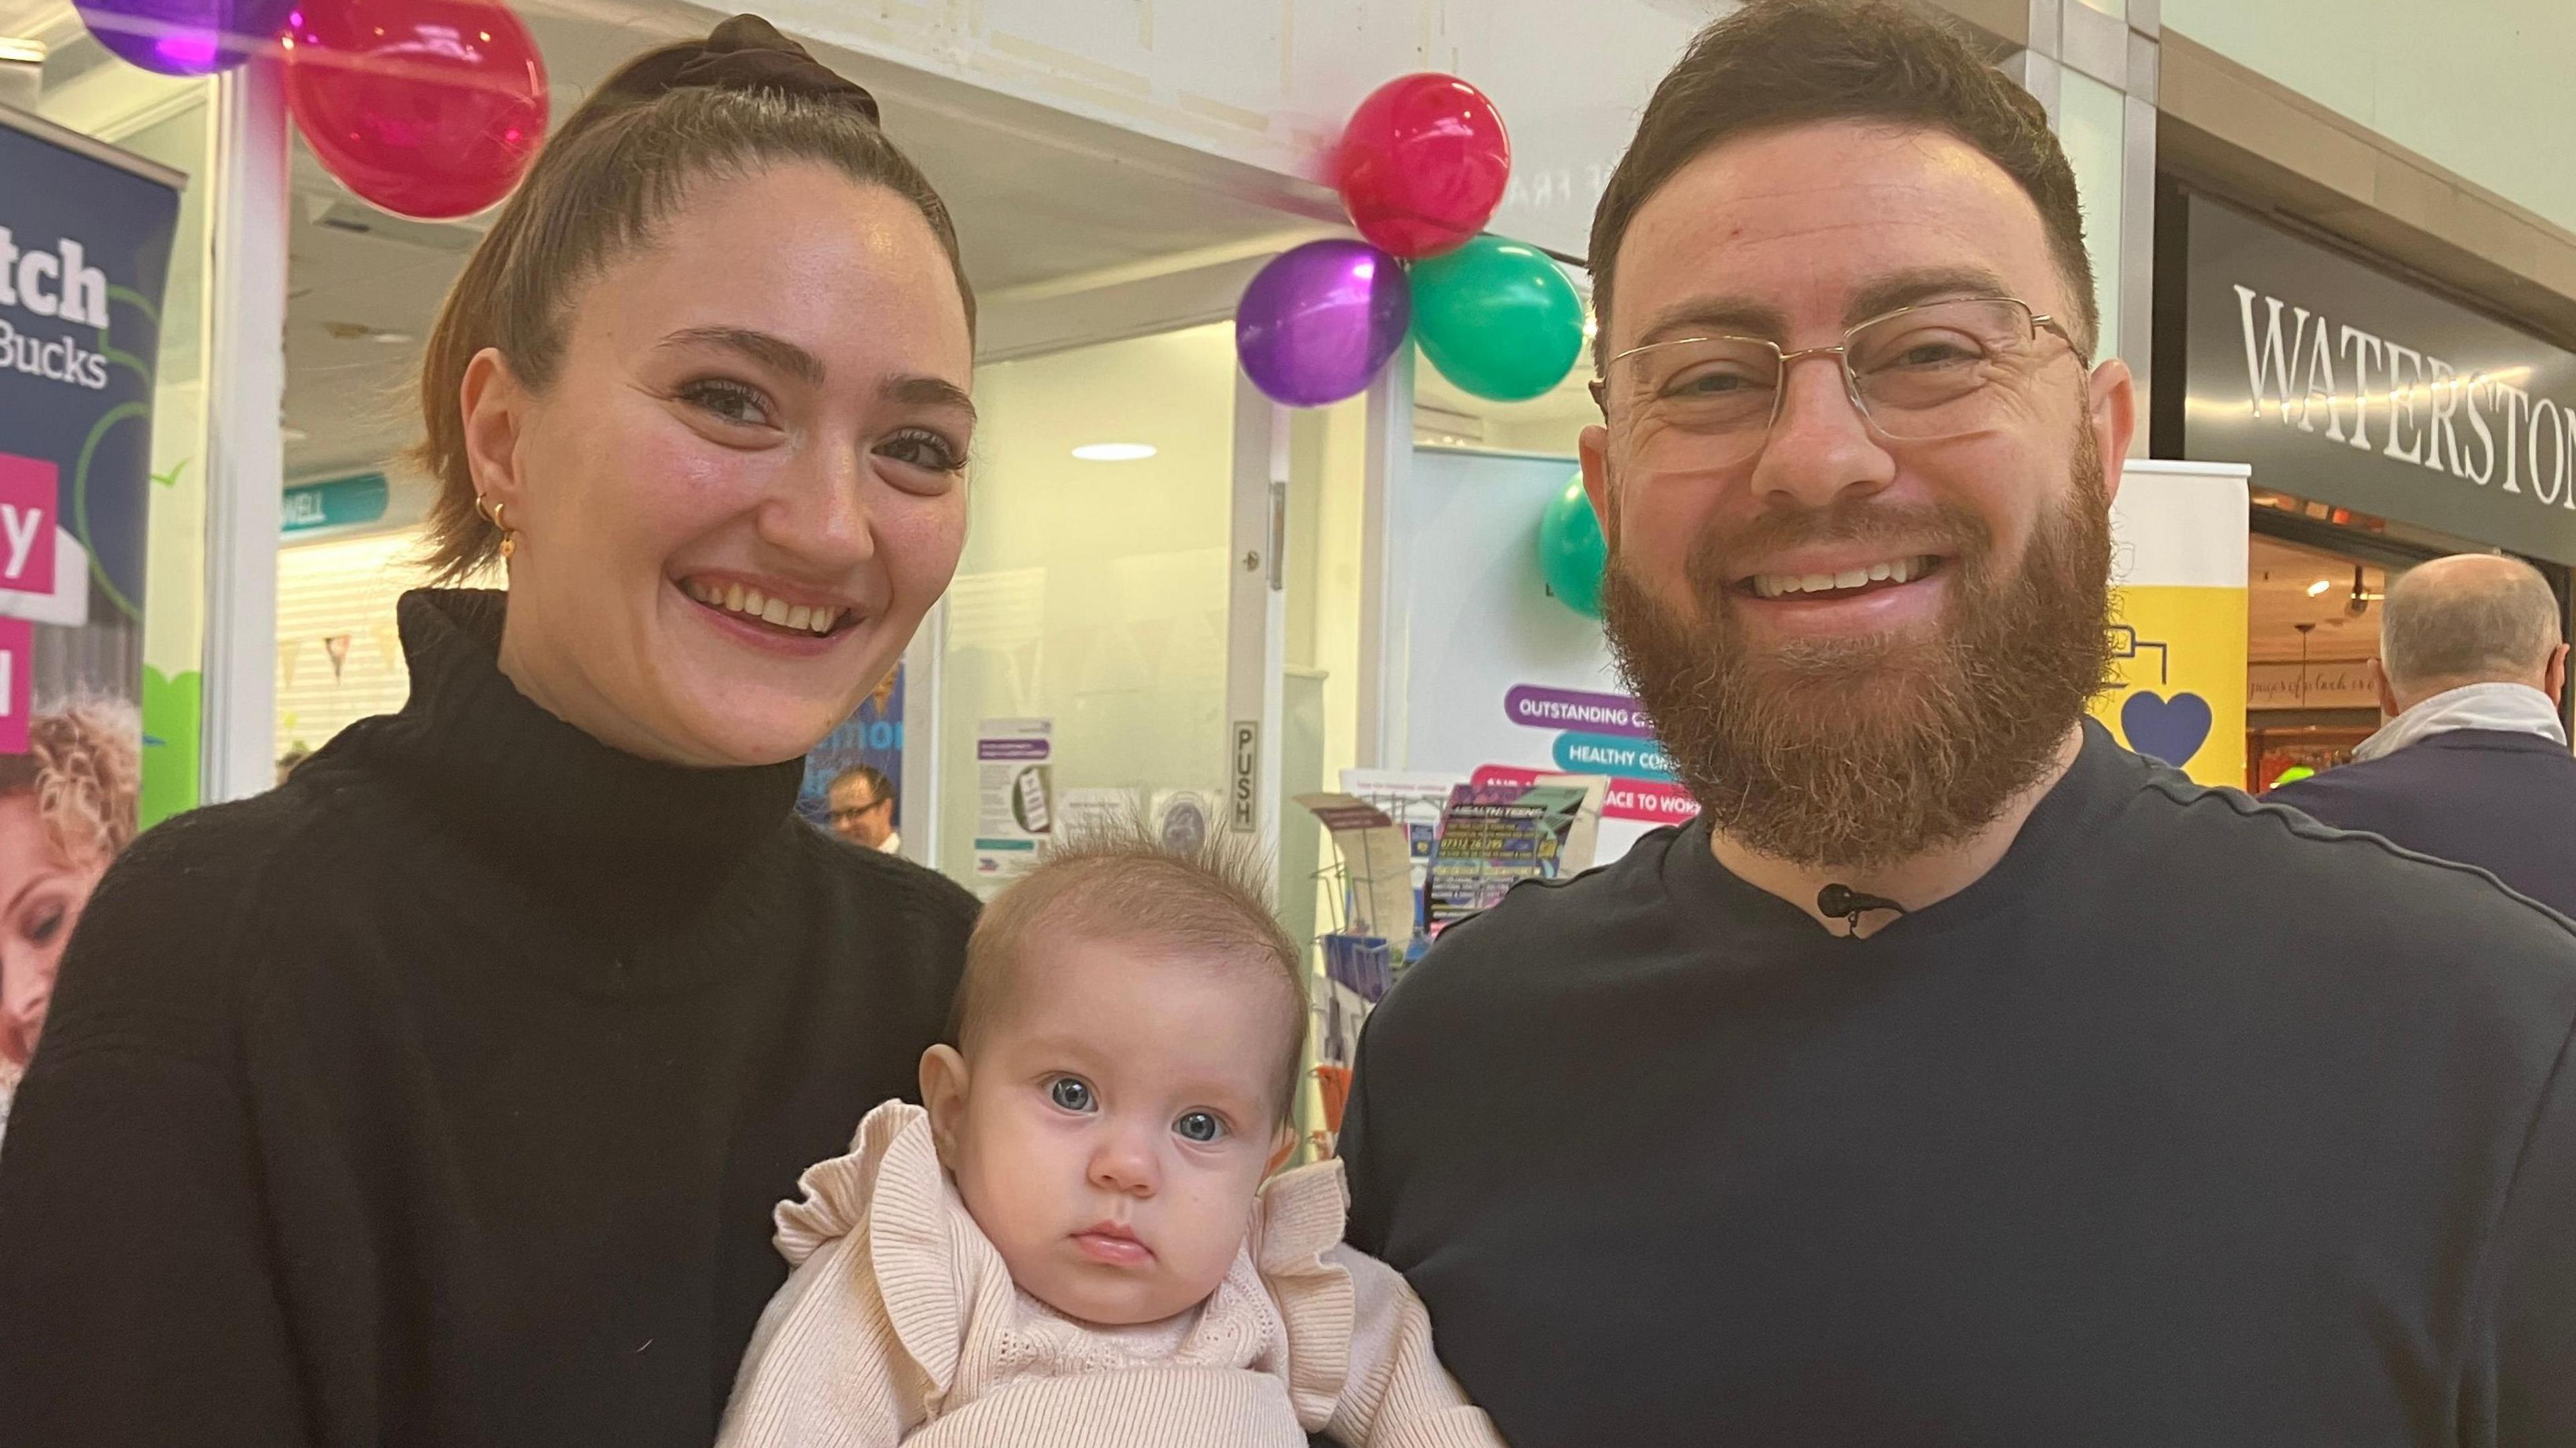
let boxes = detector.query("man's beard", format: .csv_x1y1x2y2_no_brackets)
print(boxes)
1601,436,2114,873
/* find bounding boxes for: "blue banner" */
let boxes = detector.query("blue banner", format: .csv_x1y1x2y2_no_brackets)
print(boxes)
0,109,180,1136
0,112,179,734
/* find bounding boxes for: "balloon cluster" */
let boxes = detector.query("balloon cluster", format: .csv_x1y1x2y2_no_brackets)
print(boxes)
1237,74,1584,409
78,0,548,221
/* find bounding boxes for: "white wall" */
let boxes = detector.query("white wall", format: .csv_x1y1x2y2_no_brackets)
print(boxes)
2165,0,2576,236
760,0,1725,259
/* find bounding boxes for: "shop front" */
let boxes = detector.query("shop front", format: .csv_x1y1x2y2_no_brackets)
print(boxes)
2156,187,2576,789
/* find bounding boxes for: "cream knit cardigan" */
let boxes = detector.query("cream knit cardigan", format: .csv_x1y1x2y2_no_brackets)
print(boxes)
716,1101,1502,1447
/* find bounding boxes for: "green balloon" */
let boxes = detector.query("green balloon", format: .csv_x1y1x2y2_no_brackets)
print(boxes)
1538,471,1607,618
1411,235,1586,402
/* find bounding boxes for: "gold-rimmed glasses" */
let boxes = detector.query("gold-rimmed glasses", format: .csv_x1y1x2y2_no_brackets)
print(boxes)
1599,296,2083,470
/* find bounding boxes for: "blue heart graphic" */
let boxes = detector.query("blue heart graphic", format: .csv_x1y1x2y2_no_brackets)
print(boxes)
2121,690,2212,769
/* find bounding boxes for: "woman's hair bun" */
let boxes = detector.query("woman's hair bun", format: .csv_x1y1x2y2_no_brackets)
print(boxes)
594,13,879,124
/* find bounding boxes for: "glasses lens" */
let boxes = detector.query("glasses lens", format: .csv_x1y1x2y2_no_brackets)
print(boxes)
1609,337,1782,469
1847,298,2035,440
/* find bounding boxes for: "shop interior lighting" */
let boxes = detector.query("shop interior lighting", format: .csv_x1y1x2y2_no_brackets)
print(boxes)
1071,443,1157,461
2306,579,2334,596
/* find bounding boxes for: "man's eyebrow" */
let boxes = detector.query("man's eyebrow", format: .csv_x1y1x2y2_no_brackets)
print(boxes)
658,326,825,387
1630,296,1792,351
1844,266,2017,325
883,374,975,421
1620,265,2025,357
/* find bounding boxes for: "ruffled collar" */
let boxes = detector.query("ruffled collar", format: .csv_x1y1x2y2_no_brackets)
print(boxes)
774,1101,1355,1429
346,590,804,932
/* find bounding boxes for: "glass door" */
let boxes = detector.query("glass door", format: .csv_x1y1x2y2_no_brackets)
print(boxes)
930,321,1277,893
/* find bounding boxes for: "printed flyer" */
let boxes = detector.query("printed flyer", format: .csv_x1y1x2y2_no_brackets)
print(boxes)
972,716,1053,894
1425,780,1596,932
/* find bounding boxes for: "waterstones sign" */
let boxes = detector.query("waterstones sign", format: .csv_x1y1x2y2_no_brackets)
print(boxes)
2180,194,2576,565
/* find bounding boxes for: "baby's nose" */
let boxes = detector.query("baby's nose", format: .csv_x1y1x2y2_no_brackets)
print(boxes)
1087,1132,1159,1196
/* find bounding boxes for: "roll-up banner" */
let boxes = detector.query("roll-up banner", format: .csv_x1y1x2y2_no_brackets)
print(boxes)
2090,459,2254,791
0,103,182,1137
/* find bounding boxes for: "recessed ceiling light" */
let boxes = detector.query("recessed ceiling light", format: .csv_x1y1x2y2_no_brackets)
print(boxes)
2306,579,2333,596
1071,443,1157,462
280,427,309,443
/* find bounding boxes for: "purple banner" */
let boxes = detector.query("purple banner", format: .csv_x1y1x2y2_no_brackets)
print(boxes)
1503,683,1655,738
977,739,1049,761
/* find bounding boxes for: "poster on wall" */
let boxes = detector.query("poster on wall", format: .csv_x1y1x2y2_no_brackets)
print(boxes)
1391,448,1699,865
972,716,1053,894
2089,459,2253,788
799,664,904,842
0,110,182,1142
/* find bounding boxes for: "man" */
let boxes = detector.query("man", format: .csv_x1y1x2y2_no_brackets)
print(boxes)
2268,553,2576,915
1336,4,2576,1445
826,764,900,853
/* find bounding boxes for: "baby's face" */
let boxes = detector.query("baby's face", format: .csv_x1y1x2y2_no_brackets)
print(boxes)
926,936,1289,1327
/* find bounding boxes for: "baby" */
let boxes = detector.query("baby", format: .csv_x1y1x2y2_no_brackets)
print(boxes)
718,825,1501,1447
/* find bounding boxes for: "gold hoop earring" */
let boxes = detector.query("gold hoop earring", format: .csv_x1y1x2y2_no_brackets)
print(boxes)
477,495,519,561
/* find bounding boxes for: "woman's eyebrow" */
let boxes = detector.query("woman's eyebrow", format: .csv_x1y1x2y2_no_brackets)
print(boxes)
883,374,975,422
657,326,826,387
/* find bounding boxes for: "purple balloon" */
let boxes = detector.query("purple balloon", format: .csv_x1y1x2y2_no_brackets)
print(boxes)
1236,239,1411,408
76,0,294,75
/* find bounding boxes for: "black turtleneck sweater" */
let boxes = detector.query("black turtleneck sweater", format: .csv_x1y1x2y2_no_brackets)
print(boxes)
0,591,976,1447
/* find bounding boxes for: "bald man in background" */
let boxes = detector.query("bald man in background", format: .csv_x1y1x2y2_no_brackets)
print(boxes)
2267,553,2576,915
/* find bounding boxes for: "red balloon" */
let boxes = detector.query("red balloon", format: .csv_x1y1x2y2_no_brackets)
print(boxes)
1333,73,1511,260
284,0,548,221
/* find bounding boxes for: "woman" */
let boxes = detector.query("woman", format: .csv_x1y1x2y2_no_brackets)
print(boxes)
0,699,140,1148
0,18,979,1447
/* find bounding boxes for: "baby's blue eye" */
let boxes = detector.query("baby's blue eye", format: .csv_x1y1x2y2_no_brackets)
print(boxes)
1048,1077,1095,1113
1174,1111,1225,1144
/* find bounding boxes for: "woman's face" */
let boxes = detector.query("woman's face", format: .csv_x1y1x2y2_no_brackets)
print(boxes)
0,796,104,1068
466,161,975,767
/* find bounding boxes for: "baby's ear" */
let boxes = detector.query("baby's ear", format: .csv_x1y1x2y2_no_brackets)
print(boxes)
919,1044,971,1168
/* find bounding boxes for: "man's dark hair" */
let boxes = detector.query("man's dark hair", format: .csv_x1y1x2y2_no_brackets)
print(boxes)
1589,0,2096,369
831,763,894,809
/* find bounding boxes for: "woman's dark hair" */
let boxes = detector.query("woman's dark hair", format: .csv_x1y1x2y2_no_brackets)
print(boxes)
1590,0,2096,367
413,15,975,581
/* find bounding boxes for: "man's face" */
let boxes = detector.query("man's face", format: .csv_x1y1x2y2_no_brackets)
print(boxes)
1582,121,2137,870
828,774,894,849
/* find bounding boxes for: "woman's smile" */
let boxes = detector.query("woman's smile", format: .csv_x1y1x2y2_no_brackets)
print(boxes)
678,573,861,638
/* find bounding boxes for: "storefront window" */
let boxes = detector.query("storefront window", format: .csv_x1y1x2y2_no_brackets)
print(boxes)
2247,532,2393,787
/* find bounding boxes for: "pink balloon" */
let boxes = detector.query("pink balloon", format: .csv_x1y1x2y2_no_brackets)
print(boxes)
284,0,548,221
1334,73,1511,260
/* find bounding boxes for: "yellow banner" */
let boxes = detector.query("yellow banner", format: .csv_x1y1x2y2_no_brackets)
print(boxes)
2090,583,2249,789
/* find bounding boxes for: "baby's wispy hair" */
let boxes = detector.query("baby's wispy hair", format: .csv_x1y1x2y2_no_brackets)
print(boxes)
955,814,1308,1121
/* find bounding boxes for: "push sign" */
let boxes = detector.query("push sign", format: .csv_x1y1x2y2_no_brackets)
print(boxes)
1230,720,1259,831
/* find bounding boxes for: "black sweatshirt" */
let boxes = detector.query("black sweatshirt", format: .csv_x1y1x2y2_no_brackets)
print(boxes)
0,590,975,1448
1341,722,2576,1447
